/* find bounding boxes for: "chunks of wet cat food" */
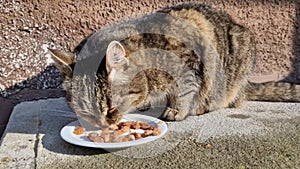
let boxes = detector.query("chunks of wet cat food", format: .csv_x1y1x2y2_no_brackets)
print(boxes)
140,127,161,137
108,124,119,130
116,125,131,135
139,122,151,130
130,132,142,140
88,132,105,143
73,126,86,135
73,121,162,143
129,122,141,129
141,129,153,137
88,132,98,138
152,126,162,136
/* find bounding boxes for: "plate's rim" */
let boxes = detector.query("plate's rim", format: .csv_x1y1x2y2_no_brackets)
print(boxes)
60,114,168,149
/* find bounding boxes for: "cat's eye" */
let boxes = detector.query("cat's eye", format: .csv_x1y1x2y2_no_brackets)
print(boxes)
128,90,141,94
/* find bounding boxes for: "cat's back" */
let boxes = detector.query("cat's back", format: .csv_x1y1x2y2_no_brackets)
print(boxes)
118,3,246,85
159,3,238,49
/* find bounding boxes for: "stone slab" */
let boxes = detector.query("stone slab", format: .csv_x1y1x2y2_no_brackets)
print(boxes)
0,98,300,168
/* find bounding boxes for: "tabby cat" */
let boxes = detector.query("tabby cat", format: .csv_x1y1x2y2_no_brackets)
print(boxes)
49,3,300,127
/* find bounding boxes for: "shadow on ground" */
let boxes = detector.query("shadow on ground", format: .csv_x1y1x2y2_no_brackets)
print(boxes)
0,66,65,137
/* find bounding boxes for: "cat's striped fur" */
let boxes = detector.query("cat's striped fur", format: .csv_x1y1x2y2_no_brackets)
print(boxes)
49,3,300,127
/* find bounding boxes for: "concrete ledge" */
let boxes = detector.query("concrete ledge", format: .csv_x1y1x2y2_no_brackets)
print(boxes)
1,98,300,168
0,100,39,169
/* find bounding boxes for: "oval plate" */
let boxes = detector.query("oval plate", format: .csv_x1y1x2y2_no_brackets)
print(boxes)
60,114,168,149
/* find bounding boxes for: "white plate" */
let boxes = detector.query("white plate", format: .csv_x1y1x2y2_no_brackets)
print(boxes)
60,114,168,149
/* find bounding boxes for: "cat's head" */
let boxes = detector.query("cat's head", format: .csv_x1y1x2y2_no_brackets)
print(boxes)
48,41,146,127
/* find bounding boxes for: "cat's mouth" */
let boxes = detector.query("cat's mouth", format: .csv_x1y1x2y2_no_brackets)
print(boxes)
105,107,123,125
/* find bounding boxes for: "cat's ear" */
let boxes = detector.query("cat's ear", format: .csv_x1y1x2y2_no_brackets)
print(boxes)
48,48,75,80
106,41,128,73
48,49,75,66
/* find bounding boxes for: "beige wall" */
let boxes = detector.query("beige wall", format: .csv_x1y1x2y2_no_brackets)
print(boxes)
0,0,299,94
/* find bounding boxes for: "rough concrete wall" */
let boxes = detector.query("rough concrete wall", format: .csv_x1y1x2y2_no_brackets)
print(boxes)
0,0,299,97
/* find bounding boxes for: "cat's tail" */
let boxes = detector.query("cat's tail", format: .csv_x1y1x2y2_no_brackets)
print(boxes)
245,81,300,102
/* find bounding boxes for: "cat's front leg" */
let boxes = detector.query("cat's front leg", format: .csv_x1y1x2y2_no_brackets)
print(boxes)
172,96,198,121
160,102,191,121
136,101,151,111
161,107,180,121
160,90,196,121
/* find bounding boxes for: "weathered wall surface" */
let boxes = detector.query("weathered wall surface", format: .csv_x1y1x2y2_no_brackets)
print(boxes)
0,0,299,97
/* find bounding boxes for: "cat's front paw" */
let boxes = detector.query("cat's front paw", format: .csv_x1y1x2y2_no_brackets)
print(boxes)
160,107,185,121
136,102,151,111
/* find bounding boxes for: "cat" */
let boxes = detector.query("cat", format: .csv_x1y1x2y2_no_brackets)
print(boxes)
49,3,300,128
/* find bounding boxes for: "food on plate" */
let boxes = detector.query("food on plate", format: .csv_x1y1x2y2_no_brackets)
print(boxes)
139,122,151,130
73,126,86,135
130,132,142,140
141,129,153,137
152,126,162,136
73,121,162,143
116,125,131,135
